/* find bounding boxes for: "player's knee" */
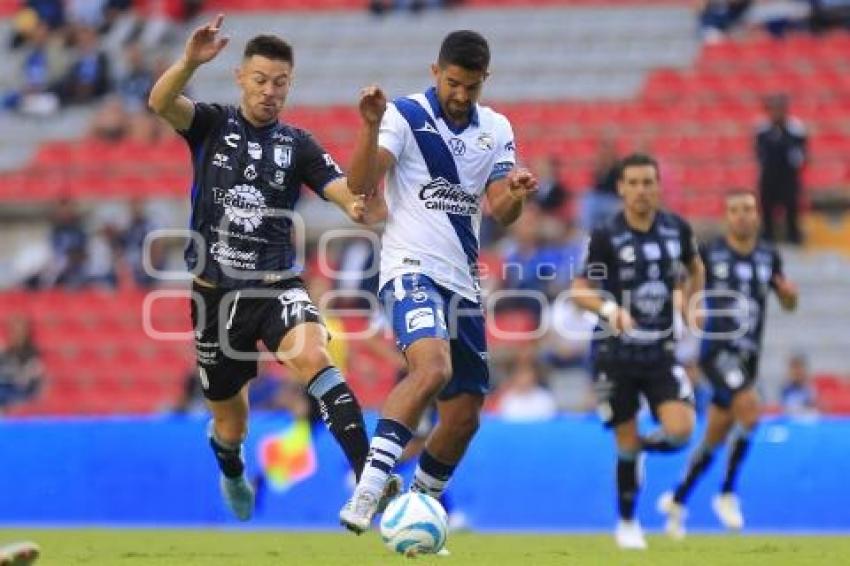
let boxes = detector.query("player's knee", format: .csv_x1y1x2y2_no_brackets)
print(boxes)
213,417,248,445
290,347,334,383
409,362,452,398
663,421,694,443
447,411,480,443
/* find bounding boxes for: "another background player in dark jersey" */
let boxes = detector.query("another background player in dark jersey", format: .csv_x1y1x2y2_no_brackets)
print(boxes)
658,190,798,538
148,14,386,521
571,153,705,550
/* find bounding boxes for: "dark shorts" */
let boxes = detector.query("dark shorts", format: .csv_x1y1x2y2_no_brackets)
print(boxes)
379,273,489,401
700,347,759,409
592,358,694,427
190,279,323,401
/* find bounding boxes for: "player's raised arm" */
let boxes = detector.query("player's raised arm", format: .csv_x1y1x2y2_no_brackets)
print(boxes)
485,167,538,227
148,13,229,130
347,85,393,196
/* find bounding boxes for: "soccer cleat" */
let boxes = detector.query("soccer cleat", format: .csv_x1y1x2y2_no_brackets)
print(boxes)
657,491,687,540
713,493,744,530
615,519,648,550
340,489,380,534
220,474,255,521
0,541,40,566
435,547,451,557
377,474,403,514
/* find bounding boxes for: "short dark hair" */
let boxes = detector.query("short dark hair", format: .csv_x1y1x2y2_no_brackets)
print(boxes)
618,153,660,181
438,30,490,72
725,188,758,202
244,35,294,65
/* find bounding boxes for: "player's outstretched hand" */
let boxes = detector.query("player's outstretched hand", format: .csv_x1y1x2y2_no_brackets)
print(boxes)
507,167,539,201
772,275,799,310
184,13,229,67
358,85,387,125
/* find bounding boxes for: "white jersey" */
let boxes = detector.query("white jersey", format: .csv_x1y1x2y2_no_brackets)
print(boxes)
378,88,517,302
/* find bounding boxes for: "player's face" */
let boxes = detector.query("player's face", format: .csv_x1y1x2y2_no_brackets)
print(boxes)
618,165,659,216
236,55,292,126
431,64,488,125
726,194,760,239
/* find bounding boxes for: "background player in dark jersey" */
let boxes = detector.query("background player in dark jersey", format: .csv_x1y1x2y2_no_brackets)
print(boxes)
148,14,387,521
571,153,705,550
658,190,798,538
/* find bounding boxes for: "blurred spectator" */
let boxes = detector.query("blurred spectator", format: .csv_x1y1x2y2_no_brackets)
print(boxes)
3,14,65,115
67,0,109,29
0,317,44,412
58,25,112,105
117,41,154,111
86,222,121,288
580,136,621,232
30,199,89,288
497,360,558,421
369,0,463,16
122,199,162,287
811,0,850,30
756,93,807,244
531,155,569,214
497,203,557,322
699,0,753,42
171,367,206,415
128,110,167,143
781,352,818,416
25,0,66,30
88,95,129,140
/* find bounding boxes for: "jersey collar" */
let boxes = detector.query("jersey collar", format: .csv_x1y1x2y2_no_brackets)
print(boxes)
424,86,479,135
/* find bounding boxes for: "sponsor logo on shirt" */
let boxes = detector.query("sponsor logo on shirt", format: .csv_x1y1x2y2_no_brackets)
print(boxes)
209,241,258,270
244,163,258,181
419,177,479,215
213,184,267,233
448,138,466,156
224,133,240,148
274,144,292,168
212,153,231,170
248,142,262,160
477,132,494,151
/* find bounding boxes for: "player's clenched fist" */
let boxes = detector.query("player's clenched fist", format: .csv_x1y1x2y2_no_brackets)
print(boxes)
358,85,387,125
507,167,539,201
184,13,230,67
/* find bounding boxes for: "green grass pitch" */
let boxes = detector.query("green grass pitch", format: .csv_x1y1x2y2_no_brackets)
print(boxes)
2,529,849,565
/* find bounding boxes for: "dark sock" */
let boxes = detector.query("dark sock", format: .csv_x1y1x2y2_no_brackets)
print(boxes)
307,366,370,480
641,430,690,453
673,443,717,504
617,450,640,521
209,432,245,479
411,450,457,499
721,426,754,494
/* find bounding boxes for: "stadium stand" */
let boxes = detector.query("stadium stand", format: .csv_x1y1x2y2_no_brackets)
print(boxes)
1,3,849,418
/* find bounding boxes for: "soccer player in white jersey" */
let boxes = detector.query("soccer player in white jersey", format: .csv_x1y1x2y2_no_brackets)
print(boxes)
339,30,538,534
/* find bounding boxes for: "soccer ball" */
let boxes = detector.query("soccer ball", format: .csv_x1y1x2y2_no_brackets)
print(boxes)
379,492,448,556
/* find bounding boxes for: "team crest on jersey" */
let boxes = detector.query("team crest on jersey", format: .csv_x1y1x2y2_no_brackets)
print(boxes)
244,163,258,181
248,142,262,160
476,132,494,151
274,170,286,186
274,144,292,168
619,245,636,263
735,262,753,281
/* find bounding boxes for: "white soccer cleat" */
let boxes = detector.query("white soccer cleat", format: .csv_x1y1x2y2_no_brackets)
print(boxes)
0,541,40,566
713,493,744,530
436,547,451,556
615,519,648,550
377,474,403,514
340,489,380,534
220,474,255,521
657,491,687,540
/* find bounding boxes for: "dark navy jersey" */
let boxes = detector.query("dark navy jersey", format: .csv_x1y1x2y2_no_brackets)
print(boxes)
179,102,343,288
580,210,697,364
700,237,783,358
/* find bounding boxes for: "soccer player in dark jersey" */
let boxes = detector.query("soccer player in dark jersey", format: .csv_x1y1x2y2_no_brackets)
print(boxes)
571,153,705,549
657,190,798,538
148,14,389,521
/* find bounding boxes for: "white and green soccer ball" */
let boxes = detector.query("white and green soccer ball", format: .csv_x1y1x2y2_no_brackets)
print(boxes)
379,492,448,557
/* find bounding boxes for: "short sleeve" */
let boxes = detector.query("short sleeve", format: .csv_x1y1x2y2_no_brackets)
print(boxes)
488,115,517,185
578,228,612,281
296,131,344,199
377,103,407,161
178,102,227,150
678,217,697,265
